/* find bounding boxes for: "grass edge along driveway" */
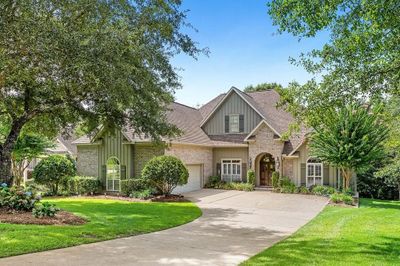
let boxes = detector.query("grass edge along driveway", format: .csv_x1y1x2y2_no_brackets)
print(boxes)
0,198,201,258
242,198,400,266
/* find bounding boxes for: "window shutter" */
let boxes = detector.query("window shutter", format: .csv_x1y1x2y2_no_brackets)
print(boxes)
242,163,247,182
216,163,221,177
323,165,329,185
239,114,244,132
101,165,107,189
121,165,127,180
225,115,229,133
300,163,306,186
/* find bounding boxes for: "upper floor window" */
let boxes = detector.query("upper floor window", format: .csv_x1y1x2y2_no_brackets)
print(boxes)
306,158,323,187
229,114,240,133
225,114,244,133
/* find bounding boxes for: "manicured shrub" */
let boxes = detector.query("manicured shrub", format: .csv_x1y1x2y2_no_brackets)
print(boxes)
279,177,296,193
205,175,221,188
330,193,354,205
272,171,280,188
141,155,189,196
0,184,41,211
311,185,336,196
130,189,152,199
33,155,76,195
32,202,60,218
228,182,255,191
298,186,309,194
247,170,256,185
121,178,149,196
342,194,354,205
64,176,101,195
330,193,342,203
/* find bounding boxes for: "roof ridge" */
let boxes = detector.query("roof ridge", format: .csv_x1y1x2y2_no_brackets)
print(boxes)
173,101,198,111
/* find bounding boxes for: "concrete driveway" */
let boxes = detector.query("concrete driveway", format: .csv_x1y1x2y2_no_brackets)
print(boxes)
0,189,328,266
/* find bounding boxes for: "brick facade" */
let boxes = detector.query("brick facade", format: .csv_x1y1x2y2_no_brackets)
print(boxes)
77,146,99,177
165,144,213,185
133,145,164,177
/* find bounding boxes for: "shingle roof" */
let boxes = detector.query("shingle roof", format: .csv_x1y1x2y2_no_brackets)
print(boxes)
73,87,308,152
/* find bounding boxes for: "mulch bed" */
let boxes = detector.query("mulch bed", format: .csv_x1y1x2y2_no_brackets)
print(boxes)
150,194,190,202
0,208,87,225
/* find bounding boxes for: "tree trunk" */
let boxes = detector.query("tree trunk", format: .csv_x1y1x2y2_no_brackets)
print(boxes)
0,117,27,185
341,168,352,190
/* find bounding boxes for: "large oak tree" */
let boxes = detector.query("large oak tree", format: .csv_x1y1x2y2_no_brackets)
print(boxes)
0,0,204,183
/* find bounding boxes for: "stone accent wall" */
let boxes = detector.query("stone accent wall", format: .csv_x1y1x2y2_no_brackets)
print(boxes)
248,123,285,186
77,145,99,177
248,123,284,170
134,145,164,177
165,144,213,185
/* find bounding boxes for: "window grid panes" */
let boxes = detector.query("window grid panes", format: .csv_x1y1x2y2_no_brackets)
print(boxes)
229,115,239,133
222,159,241,182
306,158,323,187
106,157,120,191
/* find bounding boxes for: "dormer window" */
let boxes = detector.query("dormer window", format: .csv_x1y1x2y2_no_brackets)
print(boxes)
225,114,244,133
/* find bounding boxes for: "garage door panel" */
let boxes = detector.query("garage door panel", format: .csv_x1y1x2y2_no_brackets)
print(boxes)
173,165,201,194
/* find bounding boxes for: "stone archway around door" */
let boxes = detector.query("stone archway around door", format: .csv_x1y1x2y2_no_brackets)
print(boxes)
256,153,276,187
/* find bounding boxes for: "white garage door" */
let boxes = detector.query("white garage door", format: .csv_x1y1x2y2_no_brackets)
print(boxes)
173,165,202,194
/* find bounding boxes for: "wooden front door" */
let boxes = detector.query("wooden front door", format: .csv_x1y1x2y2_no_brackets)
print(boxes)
259,154,275,186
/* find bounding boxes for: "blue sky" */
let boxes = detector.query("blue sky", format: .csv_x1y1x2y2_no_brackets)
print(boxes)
172,0,328,107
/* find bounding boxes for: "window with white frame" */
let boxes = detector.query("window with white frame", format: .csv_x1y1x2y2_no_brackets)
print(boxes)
306,158,323,187
229,114,240,133
221,159,241,182
106,157,120,191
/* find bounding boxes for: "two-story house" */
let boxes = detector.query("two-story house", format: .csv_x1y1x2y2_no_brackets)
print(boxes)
73,87,343,193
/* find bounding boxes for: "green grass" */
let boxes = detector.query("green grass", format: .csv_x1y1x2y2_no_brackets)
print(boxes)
243,199,400,265
0,198,201,258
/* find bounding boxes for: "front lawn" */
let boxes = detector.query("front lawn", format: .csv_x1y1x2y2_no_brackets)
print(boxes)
0,198,201,258
243,199,400,265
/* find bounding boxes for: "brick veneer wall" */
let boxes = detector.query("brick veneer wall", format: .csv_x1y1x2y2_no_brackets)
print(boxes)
133,145,164,178
77,145,99,177
165,144,213,185
248,123,284,173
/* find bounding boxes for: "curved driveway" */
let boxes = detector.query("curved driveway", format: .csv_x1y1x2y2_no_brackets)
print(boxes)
0,189,327,266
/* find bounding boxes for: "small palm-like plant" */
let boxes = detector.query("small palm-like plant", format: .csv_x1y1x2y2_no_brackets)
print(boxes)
310,103,388,190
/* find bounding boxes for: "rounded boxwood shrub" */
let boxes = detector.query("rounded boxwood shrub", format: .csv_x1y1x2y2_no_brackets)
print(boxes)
121,178,149,196
64,176,101,195
141,155,189,196
33,155,76,195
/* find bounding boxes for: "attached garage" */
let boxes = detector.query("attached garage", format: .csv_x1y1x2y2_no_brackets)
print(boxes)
173,164,202,194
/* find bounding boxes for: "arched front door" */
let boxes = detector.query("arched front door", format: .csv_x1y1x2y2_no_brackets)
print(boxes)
259,153,275,186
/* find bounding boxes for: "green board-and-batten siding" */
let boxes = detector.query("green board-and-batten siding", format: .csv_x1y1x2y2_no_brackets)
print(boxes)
97,130,133,187
203,92,263,135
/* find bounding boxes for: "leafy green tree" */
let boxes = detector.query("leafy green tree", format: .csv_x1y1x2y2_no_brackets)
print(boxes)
268,0,400,127
33,155,76,195
244,82,283,93
309,104,388,190
141,155,188,196
0,0,204,183
375,159,400,200
11,134,53,186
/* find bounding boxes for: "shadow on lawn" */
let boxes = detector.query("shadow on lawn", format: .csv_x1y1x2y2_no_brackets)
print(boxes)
245,236,400,265
361,198,400,210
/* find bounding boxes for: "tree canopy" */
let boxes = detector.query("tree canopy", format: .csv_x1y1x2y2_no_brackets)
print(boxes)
268,0,400,126
244,82,283,93
309,103,388,189
0,0,204,182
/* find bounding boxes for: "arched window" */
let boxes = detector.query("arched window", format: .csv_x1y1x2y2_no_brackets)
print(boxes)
306,158,323,187
106,157,120,191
